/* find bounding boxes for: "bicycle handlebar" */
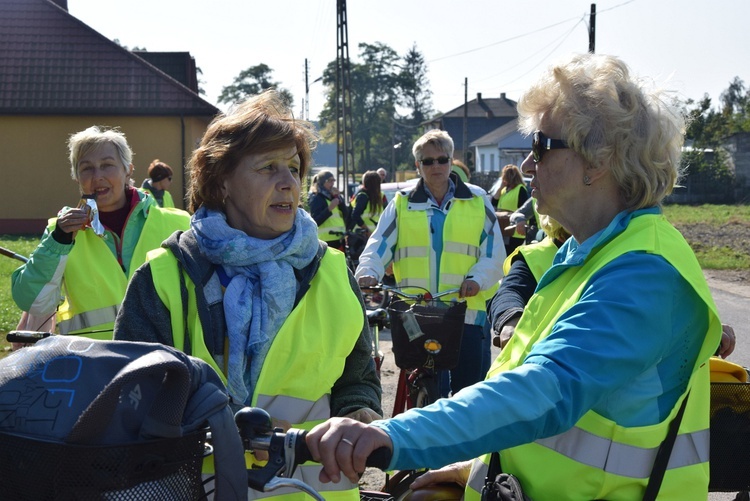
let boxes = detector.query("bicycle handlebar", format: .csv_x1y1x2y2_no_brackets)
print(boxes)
0,246,29,263
235,407,392,500
6,330,53,344
362,284,462,303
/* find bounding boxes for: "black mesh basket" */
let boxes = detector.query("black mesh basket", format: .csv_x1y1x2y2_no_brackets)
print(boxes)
388,299,467,370
709,382,750,492
0,429,209,500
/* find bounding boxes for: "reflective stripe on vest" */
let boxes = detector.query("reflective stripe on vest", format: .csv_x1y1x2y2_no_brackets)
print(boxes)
149,246,362,501
392,193,497,314
464,213,722,501
55,206,189,338
533,425,709,477
57,304,118,338
502,235,559,280
255,394,331,426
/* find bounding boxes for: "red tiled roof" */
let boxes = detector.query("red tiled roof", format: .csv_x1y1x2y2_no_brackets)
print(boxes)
0,0,218,116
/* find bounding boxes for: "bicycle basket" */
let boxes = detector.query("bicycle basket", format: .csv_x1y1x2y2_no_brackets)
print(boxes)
709,381,750,491
388,299,467,370
0,429,208,500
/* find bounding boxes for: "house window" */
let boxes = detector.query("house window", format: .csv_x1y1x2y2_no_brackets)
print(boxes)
491,154,495,171
480,154,485,172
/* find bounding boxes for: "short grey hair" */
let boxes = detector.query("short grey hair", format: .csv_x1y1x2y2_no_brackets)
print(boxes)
68,126,133,181
412,130,454,162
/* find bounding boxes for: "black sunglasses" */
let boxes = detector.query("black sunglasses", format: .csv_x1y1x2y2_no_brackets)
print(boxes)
421,156,451,166
532,131,569,163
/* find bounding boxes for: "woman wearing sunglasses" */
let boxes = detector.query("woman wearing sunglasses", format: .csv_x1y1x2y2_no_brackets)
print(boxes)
307,53,721,501
356,129,505,397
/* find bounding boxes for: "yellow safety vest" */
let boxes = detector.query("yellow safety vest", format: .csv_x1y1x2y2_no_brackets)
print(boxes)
464,214,721,501
351,194,383,232
55,206,190,338
148,245,363,501
162,190,175,208
502,235,559,281
498,184,525,240
142,186,176,208
392,192,498,316
317,196,347,243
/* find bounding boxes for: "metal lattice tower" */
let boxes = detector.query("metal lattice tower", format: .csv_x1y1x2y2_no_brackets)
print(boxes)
336,0,355,199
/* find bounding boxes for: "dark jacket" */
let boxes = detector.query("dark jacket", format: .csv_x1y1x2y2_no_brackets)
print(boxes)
114,229,382,417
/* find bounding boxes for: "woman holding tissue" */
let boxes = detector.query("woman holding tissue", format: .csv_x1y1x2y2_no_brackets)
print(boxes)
11,125,190,339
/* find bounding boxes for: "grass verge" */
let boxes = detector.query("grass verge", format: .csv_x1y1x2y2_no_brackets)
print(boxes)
0,204,748,353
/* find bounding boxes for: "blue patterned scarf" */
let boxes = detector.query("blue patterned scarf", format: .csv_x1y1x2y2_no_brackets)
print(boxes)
191,207,319,405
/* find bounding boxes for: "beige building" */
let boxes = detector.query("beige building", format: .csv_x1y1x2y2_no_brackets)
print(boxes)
0,0,219,234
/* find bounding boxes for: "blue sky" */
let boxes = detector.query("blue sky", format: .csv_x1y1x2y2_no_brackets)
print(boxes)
69,0,749,120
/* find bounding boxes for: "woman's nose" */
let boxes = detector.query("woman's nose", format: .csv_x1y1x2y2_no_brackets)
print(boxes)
277,168,297,189
521,153,536,176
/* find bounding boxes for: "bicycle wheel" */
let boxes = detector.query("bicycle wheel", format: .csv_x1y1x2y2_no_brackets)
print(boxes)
363,288,390,311
409,372,440,409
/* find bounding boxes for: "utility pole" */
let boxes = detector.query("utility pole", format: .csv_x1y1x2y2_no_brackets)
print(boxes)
463,78,469,165
304,58,309,121
336,0,355,200
589,3,596,53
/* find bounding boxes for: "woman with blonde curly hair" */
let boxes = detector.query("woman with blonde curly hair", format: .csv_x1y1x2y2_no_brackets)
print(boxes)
307,53,722,501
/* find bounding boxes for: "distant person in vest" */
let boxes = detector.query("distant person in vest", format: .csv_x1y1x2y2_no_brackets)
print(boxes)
114,89,381,500
306,53,722,501
376,167,387,182
11,126,190,339
309,170,350,250
141,158,175,208
357,129,505,397
348,170,384,235
488,214,571,350
491,164,529,255
451,158,471,183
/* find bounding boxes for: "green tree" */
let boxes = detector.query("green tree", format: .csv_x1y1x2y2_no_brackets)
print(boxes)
398,44,433,126
319,43,400,173
687,77,750,147
218,64,293,106
720,77,750,134
394,44,433,170
681,77,750,201
318,43,432,174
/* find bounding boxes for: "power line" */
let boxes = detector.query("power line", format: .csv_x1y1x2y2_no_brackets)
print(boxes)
427,15,582,64
495,17,585,89
427,0,636,65
474,16,586,85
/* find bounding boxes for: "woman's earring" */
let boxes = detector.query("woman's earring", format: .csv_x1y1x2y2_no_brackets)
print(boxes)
583,175,592,186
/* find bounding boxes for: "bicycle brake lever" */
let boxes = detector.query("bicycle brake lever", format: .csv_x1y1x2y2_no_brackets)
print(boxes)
283,428,306,478
264,477,325,501
246,431,288,492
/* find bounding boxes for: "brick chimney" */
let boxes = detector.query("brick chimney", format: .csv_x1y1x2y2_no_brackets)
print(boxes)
476,92,494,118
